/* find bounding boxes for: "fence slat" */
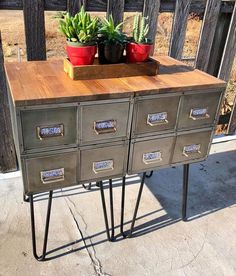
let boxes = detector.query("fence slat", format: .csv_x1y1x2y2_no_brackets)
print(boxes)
219,3,236,134
195,0,221,72
107,0,125,25
23,0,46,61
67,0,85,16
169,0,191,60
0,33,17,173
143,0,161,47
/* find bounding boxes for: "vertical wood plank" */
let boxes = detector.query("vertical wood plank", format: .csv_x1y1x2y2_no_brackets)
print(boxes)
67,0,87,16
23,0,46,60
169,0,192,60
195,0,221,72
218,3,236,81
143,0,161,47
107,0,125,25
0,32,17,173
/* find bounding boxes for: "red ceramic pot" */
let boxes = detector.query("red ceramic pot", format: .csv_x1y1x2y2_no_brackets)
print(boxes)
126,42,153,63
66,44,97,66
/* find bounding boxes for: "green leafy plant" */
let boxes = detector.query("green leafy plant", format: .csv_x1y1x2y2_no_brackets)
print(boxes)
98,15,127,44
132,14,151,44
59,6,99,45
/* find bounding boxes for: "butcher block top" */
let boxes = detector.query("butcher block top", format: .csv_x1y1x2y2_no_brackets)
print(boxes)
5,56,226,107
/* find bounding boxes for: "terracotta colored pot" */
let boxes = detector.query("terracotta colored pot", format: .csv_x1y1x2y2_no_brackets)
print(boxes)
126,42,153,63
66,44,97,66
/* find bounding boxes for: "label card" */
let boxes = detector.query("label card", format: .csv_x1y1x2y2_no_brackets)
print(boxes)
183,144,201,156
143,151,162,164
37,124,64,139
93,160,114,173
94,120,116,134
147,112,168,126
190,108,209,120
40,168,65,184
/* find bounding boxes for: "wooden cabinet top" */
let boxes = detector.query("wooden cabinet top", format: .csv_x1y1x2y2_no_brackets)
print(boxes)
5,56,226,107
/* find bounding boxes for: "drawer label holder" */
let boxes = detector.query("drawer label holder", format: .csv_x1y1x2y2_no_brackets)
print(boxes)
40,168,65,184
37,124,64,140
93,160,114,173
183,144,201,157
189,107,210,120
94,119,117,135
147,112,168,126
143,151,162,164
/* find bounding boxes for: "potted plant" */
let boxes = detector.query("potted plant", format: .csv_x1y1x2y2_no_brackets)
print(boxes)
126,14,153,63
59,7,99,65
98,15,127,64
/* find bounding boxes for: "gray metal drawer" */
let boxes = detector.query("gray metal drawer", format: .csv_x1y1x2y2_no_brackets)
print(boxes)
80,100,132,145
80,141,128,182
23,150,78,194
128,135,175,174
172,129,212,164
132,95,180,137
20,106,77,153
177,91,222,130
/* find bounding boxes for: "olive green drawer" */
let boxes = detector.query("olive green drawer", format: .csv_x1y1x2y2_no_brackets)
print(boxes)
128,135,175,174
20,106,77,153
132,95,180,137
79,141,128,182
177,91,222,130
172,129,212,164
23,150,78,194
80,99,132,145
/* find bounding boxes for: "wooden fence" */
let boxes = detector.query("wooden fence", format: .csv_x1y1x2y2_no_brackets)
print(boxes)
0,0,236,172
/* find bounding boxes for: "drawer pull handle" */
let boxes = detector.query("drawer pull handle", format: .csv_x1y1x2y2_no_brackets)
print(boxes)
143,151,162,164
93,160,114,174
94,119,117,135
183,144,201,157
147,112,168,126
37,124,64,140
40,168,65,184
189,108,210,120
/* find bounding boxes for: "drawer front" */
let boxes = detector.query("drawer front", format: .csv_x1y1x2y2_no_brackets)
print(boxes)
132,96,180,136
178,91,221,129
80,143,128,182
129,136,175,173
80,101,131,144
21,107,77,152
24,151,77,194
172,130,212,164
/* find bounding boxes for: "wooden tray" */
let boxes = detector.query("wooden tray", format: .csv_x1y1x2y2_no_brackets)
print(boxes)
64,57,159,80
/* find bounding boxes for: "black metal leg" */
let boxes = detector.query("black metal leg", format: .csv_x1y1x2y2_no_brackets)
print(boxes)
30,190,53,261
82,183,92,190
99,180,115,241
182,164,189,221
146,170,153,178
120,172,146,238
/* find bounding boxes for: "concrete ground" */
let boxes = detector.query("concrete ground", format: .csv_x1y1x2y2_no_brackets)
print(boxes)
0,140,236,276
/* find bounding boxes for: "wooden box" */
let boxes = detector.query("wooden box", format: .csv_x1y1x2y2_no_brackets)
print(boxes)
64,57,159,80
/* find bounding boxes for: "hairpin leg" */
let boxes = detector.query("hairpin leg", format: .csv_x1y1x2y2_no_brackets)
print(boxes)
82,183,92,190
146,170,153,178
120,172,146,238
30,190,53,261
182,164,189,221
99,179,115,241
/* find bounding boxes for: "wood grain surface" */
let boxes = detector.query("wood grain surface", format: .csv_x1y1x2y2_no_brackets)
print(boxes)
5,56,226,107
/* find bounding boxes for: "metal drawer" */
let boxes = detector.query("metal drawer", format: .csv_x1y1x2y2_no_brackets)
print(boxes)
128,135,175,174
132,95,180,137
80,141,128,182
80,99,132,145
23,150,78,194
172,129,212,164
177,91,222,130
20,106,77,153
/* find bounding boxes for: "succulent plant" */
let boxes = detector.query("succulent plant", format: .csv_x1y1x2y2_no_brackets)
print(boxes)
132,14,151,44
59,6,99,45
98,15,127,45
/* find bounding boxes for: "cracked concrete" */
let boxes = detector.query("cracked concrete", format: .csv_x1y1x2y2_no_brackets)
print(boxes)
0,140,236,275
